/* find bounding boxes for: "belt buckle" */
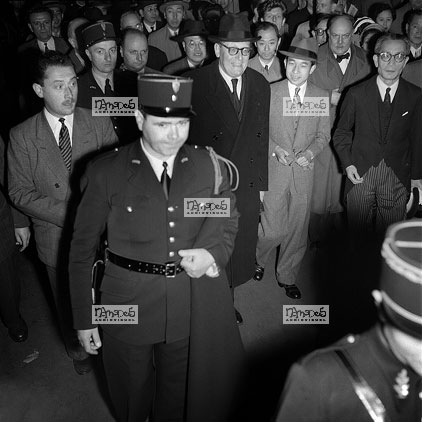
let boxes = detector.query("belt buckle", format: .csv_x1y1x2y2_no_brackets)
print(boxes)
164,262,177,278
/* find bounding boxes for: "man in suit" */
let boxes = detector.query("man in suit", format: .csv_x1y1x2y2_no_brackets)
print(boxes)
148,0,186,63
163,20,210,75
69,74,244,422
8,52,117,373
333,34,422,237
308,13,372,243
254,36,330,299
405,9,422,61
185,13,270,323
248,21,284,83
138,0,164,35
276,220,422,422
402,57,422,86
390,0,422,34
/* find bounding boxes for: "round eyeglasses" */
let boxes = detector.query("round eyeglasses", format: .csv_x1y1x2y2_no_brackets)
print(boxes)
377,52,407,63
220,43,251,56
314,28,326,36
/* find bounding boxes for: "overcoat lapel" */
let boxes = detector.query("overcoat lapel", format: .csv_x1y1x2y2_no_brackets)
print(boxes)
72,108,94,162
365,80,382,140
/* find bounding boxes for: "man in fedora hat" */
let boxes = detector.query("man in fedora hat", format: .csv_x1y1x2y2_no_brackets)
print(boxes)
138,0,164,35
163,20,210,75
148,0,187,63
253,35,330,299
185,12,270,323
276,219,422,421
69,74,244,421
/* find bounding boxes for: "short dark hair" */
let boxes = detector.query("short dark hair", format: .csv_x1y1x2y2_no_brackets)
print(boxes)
254,21,280,37
327,13,355,31
310,13,332,31
120,28,147,49
34,51,74,85
374,33,410,56
27,5,53,23
368,2,396,22
405,9,422,27
257,0,287,20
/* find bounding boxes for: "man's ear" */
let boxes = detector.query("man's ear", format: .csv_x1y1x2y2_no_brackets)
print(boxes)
120,45,123,58
135,109,144,130
373,53,379,69
139,9,145,18
214,43,221,58
28,22,34,34
309,63,316,75
32,83,44,99
85,48,92,61
276,37,282,49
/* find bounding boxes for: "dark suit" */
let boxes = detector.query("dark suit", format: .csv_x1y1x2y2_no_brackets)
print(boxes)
69,142,244,421
185,62,270,286
402,60,422,88
333,76,422,232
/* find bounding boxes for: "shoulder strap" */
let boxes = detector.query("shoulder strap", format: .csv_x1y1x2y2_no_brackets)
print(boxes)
205,146,239,194
335,350,390,422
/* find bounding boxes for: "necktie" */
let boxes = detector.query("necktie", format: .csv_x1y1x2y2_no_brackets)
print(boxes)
384,87,391,105
336,52,350,63
104,78,113,96
382,87,392,143
161,161,171,200
264,65,269,73
58,118,72,171
44,42,49,53
294,86,301,108
231,78,240,115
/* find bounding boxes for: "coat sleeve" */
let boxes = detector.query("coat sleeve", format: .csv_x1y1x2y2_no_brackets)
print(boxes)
410,95,422,181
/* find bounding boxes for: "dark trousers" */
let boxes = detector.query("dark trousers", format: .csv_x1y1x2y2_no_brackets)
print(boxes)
102,332,189,422
0,250,21,329
45,265,88,361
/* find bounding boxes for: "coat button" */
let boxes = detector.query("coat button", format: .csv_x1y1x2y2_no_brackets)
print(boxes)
249,182,254,188
250,158,254,163
168,206,175,212
169,222,175,228
257,132,262,138
169,237,175,243
169,251,175,257
127,206,133,212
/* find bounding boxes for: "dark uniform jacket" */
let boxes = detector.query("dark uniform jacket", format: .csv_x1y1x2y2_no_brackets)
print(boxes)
185,61,270,286
277,325,422,422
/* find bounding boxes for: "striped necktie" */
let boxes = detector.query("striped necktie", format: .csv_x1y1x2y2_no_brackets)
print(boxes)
58,118,72,171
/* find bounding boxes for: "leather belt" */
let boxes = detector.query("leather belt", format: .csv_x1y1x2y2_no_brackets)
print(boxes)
107,250,184,278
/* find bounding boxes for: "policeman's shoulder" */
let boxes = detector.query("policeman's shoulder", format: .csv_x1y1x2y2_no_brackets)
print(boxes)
87,145,122,172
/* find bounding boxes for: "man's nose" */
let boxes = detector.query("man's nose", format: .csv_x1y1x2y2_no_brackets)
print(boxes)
168,124,179,139
104,51,111,61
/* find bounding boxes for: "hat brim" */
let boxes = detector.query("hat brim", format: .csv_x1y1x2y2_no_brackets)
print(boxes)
159,1,188,14
141,105,196,118
279,50,317,62
208,35,259,43
172,31,208,42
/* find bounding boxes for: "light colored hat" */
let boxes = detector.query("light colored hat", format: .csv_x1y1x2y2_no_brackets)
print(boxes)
280,35,318,61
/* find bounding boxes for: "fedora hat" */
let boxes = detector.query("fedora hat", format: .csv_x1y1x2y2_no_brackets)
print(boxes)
138,0,162,9
208,12,259,43
172,19,208,42
280,35,318,62
159,0,188,14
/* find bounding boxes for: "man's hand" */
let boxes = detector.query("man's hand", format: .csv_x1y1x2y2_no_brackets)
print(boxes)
178,248,215,278
14,227,30,251
273,146,293,165
346,165,364,184
77,328,102,355
331,89,341,106
296,150,313,167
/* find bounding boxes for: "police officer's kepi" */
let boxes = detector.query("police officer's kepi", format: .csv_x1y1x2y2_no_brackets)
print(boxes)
137,74,196,117
380,220,422,338
82,22,116,49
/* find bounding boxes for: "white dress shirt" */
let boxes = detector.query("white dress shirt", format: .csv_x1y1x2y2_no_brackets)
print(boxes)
141,139,176,181
218,65,242,98
376,76,399,102
44,108,74,146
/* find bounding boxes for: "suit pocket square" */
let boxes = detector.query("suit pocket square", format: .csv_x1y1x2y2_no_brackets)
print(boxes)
402,111,409,116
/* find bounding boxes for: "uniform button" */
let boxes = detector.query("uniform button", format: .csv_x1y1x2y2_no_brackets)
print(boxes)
169,222,175,228
346,335,355,343
169,237,175,243
169,251,175,257
250,158,254,163
249,182,254,188
127,206,133,212
168,206,175,212
257,132,262,138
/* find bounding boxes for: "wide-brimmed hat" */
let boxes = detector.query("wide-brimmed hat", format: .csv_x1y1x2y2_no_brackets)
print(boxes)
280,35,318,61
138,0,162,10
172,20,208,42
138,74,196,117
208,12,259,43
82,21,116,48
159,0,188,14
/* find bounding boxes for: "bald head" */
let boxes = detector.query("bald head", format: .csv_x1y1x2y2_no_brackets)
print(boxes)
120,10,143,31
327,14,354,55
120,29,149,73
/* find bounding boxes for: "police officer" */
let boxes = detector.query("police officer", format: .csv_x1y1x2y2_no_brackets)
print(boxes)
69,75,244,422
276,219,422,422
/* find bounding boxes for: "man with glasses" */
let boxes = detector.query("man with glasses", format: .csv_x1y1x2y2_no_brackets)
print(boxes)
185,13,270,324
138,0,164,36
307,14,371,245
334,33,422,237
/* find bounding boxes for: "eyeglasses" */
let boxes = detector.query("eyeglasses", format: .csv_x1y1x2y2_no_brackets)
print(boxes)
377,52,407,63
186,40,206,49
329,32,352,41
220,43,251,56
314,28,326,36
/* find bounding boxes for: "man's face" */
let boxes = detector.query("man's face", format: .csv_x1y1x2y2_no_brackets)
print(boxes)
328,17,353,55
183,36,207,65
86,40,117,74
313,18,328,46
263,7,285,33
406,15,422,48
121,33,148,73
164,5,184,31
137,113,190,159
215,41,250,78
255,27,280,62
49,6,63,30
285,57,316,86
121,13,143,31
376,10,393,32
33,65,77,117
141,4,159,25
316,0,333,14
29,11,52,42
373,39,409,85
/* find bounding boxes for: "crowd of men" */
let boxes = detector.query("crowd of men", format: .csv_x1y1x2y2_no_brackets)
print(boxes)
0,0,421,421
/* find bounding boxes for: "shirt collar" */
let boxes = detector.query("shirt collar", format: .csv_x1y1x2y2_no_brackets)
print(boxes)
167,26,178,37
258,56,275,69
92,69,113,93
37,37,54,52
43,108,74,143
287,80,307,103
376,76,399,102
140,139,176,180
218,65,242,95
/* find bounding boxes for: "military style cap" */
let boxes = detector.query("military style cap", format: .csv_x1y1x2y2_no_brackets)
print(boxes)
137,74,196,117
380,220,422,338
82,21,116,49
280,34,318,62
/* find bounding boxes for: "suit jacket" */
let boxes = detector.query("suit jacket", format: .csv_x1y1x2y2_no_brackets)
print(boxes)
248,54,284,84
185,62,270,285
8,107,118,267
333,76,422,195
163,57,191,75
402,60,422,88
148,25,183,63
17,36,70,56
268,80,331,194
